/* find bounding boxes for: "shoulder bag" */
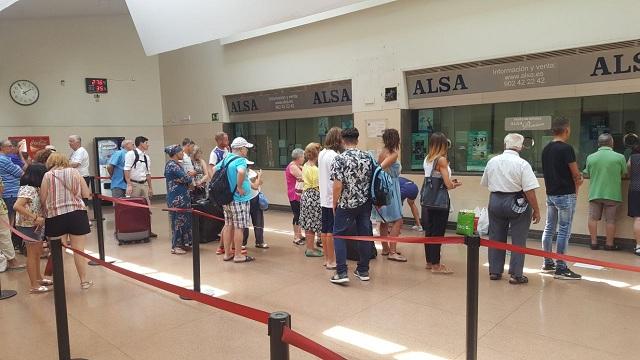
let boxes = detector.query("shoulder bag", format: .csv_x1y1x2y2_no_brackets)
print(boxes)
420,156,450,210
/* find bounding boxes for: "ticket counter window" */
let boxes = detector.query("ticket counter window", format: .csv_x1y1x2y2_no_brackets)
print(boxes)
402,92,640,175
224,115,353,169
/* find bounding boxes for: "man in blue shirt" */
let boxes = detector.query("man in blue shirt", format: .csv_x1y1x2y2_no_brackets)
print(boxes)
107,139,134,198
217,137,254,263
0,140,25,223
8,140,25,168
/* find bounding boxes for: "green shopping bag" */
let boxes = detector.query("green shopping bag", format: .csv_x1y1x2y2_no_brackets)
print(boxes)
456,210,476,236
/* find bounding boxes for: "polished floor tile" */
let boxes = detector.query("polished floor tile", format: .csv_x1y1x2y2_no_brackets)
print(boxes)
1,204,639,360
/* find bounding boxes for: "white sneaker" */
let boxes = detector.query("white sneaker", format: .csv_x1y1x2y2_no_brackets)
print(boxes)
411,225,423,232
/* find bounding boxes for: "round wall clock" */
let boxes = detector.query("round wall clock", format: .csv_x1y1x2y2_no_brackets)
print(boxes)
10,80,39,106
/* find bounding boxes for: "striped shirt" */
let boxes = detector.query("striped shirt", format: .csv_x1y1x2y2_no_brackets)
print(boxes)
0,153,23,198
43,168,86,218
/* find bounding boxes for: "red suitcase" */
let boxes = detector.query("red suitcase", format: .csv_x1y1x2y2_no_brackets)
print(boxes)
114,197,151,245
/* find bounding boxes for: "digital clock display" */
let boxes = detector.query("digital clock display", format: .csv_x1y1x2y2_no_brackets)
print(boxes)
85,78,108,93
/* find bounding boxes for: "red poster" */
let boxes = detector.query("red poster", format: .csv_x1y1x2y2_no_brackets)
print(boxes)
8,136,50,159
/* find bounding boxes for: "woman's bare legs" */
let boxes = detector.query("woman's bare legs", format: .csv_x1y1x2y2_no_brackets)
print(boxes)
69,234,88,284
26,242,44,288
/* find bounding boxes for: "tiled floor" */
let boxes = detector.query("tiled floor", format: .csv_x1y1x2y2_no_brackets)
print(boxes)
1,202,640,360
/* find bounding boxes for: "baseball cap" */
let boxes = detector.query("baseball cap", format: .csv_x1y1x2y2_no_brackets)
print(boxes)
230,137,254,149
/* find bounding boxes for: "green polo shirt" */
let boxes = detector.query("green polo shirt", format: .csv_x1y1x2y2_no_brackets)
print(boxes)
584,147,627,202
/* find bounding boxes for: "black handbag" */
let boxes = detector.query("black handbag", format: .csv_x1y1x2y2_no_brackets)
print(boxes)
420,157,450,210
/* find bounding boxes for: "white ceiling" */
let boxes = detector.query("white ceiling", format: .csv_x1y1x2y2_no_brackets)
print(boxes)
0,0,395,55
0,0,128,19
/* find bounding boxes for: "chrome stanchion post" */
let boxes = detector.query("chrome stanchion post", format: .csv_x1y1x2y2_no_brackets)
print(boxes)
88,193,105,266
268,311,291,360
465,235,480,360
50,237,88,360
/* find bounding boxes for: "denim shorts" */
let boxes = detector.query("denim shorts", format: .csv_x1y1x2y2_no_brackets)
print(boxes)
321,207,334,234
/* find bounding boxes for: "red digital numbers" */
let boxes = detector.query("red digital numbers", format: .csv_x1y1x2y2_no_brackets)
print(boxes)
86,78,108,93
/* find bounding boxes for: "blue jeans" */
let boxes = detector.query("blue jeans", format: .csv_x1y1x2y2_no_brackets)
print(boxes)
333,201,373,275
541,194,577,269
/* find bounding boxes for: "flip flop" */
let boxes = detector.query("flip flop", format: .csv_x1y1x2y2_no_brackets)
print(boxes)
223,256,234,262
234,256,255,263
30,286,52,294
39,279,54,286
6,264,26,271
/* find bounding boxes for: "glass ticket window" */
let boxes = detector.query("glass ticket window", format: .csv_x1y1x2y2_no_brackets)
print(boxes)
403,92,640,175
224,115,353,169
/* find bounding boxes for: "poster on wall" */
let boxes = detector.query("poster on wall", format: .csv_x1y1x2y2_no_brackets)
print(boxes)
318,117,329,136
8,136,50,159
418,109,433,132
341,118,353,129
411,133,429,170
467,131,490,171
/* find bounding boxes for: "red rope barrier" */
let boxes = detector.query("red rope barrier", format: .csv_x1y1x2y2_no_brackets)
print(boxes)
282,327,347,360
94,176,165,180
337,235,466,245
480,238,640,273
1,218,43,243
60,244,270,324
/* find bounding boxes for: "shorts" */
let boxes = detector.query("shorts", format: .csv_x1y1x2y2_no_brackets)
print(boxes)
16,226,43,243
321,207,334,234
290,200,301,225
45,210,91,238
589,200,619,223
400,182,419,202
223,201,250,229
111,188,126,198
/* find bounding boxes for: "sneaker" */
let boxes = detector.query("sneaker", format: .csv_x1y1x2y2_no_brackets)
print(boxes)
353,270,370,281
541,263,556,273
489,273,502,281
411,225,423,232
553,267,582,280
171,248,187,255
509,275,528,285
215,246,225,255
635,245,640,256
255,243,269,249
330,272,349,284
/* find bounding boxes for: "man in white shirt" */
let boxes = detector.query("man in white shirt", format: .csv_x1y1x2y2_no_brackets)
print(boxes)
318,127,342,270
209,132,230,175
124,136,157,237
181,138,196,173
68,135,91,186
480,133,541,285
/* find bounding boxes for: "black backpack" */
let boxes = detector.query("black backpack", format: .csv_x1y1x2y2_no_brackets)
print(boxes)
208,155,242,206
368,155,392,208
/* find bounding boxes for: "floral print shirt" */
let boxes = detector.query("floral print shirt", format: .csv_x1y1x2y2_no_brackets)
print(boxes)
165,160,192,209
16,185,42,227
330,148,374,209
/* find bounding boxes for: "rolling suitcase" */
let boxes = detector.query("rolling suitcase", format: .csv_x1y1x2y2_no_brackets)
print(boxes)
114,197,151,245
192,199,224,243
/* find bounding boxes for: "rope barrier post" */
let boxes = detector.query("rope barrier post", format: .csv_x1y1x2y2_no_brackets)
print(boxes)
464,235,480,360
180,210,201,300
88,193,106,266
0,277,17,300
268,311,291,360
50,238,88,360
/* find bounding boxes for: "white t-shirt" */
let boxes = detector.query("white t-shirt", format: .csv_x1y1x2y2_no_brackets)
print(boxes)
182,153,194,173
69,147,90,177
248,169,260,199
209,147,229,166
480,150,539,193
124,148,151,182
318,148,338,208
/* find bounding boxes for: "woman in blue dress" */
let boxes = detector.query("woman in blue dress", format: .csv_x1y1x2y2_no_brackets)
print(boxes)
164,145,193,255
372,128,406,262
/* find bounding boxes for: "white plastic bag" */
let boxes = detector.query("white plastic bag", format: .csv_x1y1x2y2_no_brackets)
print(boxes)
0,253,7,272
477,207,489,236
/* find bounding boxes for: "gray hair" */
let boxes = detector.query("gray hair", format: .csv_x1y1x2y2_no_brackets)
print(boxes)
291,148,304,160
121,139,134,147
598,133,613,147
69,135,81,143
504,133,524,151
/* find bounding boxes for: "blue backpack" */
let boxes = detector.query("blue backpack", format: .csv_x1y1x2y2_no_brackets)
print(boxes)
369,155,392,208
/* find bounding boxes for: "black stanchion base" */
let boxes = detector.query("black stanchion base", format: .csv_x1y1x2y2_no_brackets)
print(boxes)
0,290,17,300
88,259,116,266
179,294,193,301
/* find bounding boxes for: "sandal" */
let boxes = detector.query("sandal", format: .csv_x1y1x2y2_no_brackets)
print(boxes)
216,246,225,255
30,286,52,294
635,245,640,256
223,256,234,261
305,249,323,257
431,264,453,274
590,243,600,250
234,256,255,263
293,238,305,245
39,279,54,286
171,248,187,255
80,281,94,290
325,263,337,270
604,244,621,251
425,263,433,270
387,253,407,262
381,251,390,256
6,264,26,271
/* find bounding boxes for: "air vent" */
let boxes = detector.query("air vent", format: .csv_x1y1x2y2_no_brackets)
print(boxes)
407,40,640,76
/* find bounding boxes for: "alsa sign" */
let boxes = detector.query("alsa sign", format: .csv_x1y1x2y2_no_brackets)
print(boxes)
407,46,640,100
227,82,352,114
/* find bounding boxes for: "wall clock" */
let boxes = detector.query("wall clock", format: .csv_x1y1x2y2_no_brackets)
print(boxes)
10,80,39,106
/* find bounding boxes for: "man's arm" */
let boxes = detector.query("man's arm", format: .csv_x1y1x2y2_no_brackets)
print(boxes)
568,162,583,191
332,180,343,211
524,189,541,224
236,168,246,196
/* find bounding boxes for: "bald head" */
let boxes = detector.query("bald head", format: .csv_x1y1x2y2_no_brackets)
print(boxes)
68,135,82,151
598,133,613,148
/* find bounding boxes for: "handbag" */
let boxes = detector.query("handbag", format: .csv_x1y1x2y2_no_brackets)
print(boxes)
456,210,476,236
420,156,450,210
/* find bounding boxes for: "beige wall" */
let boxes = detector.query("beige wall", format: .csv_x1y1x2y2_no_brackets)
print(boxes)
1,15,166,193
157,0,640,238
